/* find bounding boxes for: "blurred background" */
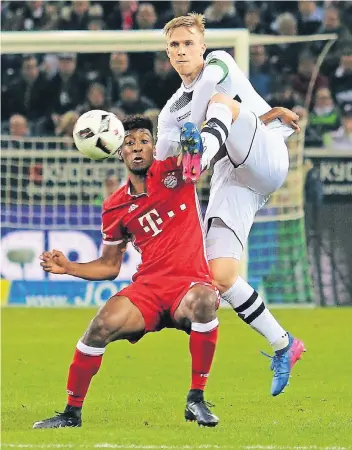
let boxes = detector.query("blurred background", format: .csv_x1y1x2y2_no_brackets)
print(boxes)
1,0,352,307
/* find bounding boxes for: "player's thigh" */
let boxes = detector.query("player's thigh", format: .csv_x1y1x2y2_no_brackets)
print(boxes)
205,183,266,260
173,283,218,327
226,109,289,194
82,295,146,344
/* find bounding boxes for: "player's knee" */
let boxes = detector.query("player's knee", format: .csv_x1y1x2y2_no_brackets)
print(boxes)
210,261,239,294
209,93,240,120
188,285,218,322
83,311,119,347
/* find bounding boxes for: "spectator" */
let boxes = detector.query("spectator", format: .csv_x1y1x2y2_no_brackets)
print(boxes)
77,7,109,82
266,80,301,110
296,1,323,35
312,6,352,75
104,52,137,104
131,3,158,73
49,53,87,116
9,114,30,139
93,170,123,206
204,1,243,29
41,54,59,81
1,114,33,151
291,52,329,105
76,83,110,116
107,0,138,30
249,46,274,98
59,1,99,30
157,1,192,27
330,51,352,105
134,3,157,30
54,111,79,149
1,0,58,31
2,55,51,121
115,77,155,116
269,13,303,75
325,102,352,152
141,52,180,109
244,6,266,34
306,88,341,147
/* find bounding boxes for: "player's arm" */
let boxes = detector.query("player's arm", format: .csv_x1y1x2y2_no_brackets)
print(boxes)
190,54,229,128
40,242,126,281
155,104,181,160
260,107,300,132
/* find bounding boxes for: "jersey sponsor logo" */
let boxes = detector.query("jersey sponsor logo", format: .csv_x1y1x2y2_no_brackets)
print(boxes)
138,209,163,237
128,204,139,213
163,173,178,189
137,204,187,237
177,111,191,122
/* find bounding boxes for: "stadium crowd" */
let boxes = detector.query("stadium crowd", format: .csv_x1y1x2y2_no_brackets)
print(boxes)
1,0,352,151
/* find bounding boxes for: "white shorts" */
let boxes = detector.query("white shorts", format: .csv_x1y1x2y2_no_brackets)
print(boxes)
204,107,289,261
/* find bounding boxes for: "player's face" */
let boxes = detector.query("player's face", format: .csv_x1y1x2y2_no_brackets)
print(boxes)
166,27,206,78
121,129,154,175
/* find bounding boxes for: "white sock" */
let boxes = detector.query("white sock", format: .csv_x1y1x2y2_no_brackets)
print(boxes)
200,102,232,170
222,277,289,351
77,340,105,356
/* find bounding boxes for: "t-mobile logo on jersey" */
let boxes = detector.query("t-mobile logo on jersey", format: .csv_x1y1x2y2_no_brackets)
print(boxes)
138,209,163,236
138,204,187,237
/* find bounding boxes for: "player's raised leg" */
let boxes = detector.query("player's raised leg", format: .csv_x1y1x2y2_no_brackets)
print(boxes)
174,283,219,427
207,219,305,396
32,295,145,428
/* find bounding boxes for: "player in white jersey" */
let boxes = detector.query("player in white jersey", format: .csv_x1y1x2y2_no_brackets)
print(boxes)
156,13,306,396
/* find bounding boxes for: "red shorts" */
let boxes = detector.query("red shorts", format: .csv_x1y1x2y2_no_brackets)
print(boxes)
117,275,217,336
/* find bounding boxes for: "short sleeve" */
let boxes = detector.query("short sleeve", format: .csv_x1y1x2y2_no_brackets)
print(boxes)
101,208,125,246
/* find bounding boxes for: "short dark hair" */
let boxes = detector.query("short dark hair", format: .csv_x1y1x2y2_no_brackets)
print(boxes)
122,115,154,136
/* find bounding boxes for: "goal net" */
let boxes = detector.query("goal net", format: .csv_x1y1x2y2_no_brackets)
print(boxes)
2,29,335,304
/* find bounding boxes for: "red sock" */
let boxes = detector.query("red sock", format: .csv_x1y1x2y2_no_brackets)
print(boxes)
189,322,218,391
66,348,103,407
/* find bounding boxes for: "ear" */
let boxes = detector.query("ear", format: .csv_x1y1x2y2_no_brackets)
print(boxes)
201,43,206,56
117,150,123,161
166,46,170,58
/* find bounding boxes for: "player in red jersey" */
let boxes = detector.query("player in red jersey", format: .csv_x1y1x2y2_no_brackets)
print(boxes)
33,115,220,429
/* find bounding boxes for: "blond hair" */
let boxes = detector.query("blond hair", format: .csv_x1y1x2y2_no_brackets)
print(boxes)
163,13,205,37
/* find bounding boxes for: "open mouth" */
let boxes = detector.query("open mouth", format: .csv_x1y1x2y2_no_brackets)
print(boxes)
133,156,143,163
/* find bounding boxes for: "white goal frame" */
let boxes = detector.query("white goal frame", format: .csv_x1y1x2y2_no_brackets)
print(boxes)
1,29,337,77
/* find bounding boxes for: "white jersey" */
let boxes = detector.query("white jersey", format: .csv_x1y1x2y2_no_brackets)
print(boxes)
156,50,293,160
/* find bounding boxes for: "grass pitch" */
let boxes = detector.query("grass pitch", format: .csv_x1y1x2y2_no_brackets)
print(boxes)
2,307,352,449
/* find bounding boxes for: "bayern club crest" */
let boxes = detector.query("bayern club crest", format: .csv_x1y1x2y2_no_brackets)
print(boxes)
164,173,178,189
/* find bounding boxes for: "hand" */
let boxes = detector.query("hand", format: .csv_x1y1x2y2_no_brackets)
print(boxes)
40,250,70,275
277,107,300,132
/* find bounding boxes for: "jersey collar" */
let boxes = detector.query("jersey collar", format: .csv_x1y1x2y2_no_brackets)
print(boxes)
124,162,155,197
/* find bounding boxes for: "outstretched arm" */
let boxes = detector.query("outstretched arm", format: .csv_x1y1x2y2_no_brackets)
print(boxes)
40,242,126,281
260,107,300,132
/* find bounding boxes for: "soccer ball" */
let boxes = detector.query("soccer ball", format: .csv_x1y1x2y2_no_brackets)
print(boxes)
73,110,125,160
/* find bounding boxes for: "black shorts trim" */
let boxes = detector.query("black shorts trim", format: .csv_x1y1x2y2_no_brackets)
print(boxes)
226,111,258,169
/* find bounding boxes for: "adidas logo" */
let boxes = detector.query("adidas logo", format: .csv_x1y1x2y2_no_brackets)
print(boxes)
128,204,139,213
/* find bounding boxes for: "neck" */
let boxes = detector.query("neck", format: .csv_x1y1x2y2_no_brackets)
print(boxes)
129,173,147,195
180,61,205,86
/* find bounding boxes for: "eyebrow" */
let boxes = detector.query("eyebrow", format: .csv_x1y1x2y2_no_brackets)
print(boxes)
169,39,194,45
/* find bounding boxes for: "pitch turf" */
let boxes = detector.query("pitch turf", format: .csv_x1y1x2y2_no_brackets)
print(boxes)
2,307,352,449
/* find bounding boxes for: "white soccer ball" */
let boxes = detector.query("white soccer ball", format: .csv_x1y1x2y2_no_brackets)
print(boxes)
73,110,125,160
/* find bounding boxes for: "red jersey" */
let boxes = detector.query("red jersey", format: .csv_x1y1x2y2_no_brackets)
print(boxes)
102,157,211,282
